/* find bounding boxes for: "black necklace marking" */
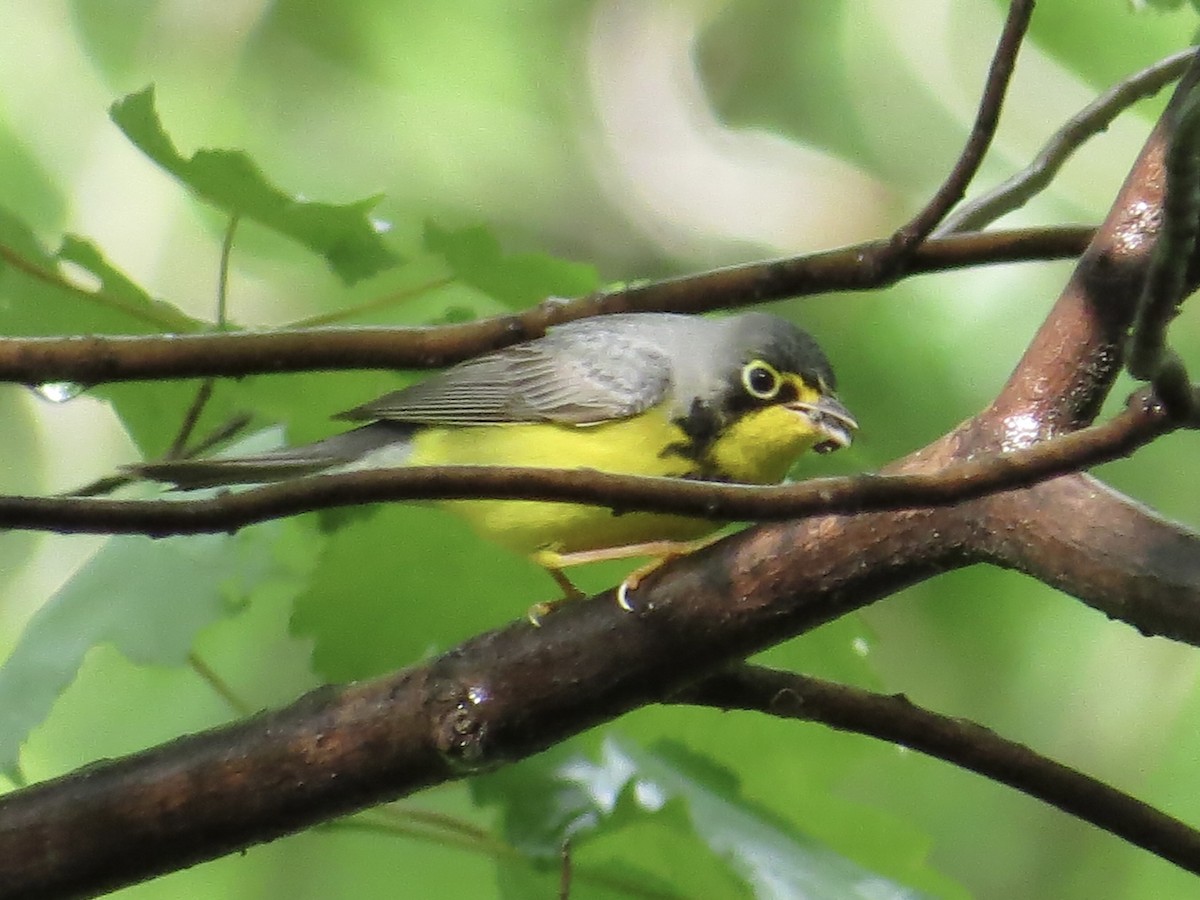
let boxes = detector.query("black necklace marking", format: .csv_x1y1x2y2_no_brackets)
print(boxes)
658,397,728,480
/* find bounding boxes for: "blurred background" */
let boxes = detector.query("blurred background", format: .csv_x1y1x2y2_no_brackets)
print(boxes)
0,0,1198,897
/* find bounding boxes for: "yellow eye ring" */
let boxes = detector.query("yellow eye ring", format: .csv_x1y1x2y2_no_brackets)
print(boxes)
741,360,781,400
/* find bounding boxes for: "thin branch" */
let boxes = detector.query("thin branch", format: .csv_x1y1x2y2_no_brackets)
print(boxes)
889,0,1034,251
61,413,253,499
183,413,254,458
187,652,253,718
215,215,239,330
0,226,1092,385
676,665,1200,875
164,381,216,460
290,276,455,328
0,390,1172,537
938,47,1198,235
559,841,572,900
336,814,674,900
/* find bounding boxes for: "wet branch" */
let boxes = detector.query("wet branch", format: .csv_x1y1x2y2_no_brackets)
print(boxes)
0,227,1089,385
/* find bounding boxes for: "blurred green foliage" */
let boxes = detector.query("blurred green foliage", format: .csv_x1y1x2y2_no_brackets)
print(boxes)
0,1,1197,897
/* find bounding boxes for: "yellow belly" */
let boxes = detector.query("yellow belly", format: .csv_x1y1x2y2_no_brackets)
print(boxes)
404,403,822,557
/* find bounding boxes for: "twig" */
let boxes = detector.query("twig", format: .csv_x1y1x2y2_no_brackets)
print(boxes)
62,413,252,499
0,390,1173,536
187,652,253,718
676,664,1200,875
559,840,572,900
938,47,1197,235
165,381,216,460
290,276,455,328
184,413,254,458
163,217,241,458
334,815,676,899
0,226,1093,385
215,215,239,330
889,0,1034,252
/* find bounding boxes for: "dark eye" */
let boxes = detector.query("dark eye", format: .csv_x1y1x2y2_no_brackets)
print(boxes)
741,360,780,400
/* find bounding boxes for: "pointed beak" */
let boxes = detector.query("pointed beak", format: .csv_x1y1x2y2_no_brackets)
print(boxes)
788,394,858,453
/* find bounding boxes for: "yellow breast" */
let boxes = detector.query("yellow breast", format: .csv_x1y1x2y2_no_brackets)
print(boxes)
404,402,823,557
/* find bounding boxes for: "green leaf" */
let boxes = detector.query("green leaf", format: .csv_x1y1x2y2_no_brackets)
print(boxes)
0,117,64,232
110,86,400,285
632,740,926,899
477,741,745,899
474,738,930,900
0,521,312,771
291,503,548,681
58,235,199,333
424,221,599,308
0,208,198,336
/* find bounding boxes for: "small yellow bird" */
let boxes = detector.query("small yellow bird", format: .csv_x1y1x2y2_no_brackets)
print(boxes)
139,312,856,600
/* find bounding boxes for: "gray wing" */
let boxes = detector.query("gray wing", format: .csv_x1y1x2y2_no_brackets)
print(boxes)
338,318,675,425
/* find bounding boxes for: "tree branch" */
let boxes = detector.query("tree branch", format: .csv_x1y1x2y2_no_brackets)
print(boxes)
1,25,1197,900
0,227,1089,385
0,503,964,898
937,47,1197,235
676,664,1200,874
0,390,1172,536
1127,77,1200,418
984,473,1200,639
889,0,1034,251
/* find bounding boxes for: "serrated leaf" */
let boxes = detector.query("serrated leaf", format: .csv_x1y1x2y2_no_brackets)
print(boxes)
110,86,400,285
0,521,309,771
424,221,599,308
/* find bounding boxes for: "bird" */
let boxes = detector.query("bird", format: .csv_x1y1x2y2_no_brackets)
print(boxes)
136,312,856,607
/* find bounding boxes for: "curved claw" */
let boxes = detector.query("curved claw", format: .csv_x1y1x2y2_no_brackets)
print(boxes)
615,558,664,613
616,579,636,612
526,601,553,627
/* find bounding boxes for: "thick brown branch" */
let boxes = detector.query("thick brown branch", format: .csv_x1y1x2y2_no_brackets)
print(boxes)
0,393,1170,536
988,50,1200,432
0,507,961,898
677,665,1200,874
984,473,1200,639
0,228,1089,384
1127,79,1200,418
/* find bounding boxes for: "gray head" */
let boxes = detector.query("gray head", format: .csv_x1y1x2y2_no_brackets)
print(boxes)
655,312,856,455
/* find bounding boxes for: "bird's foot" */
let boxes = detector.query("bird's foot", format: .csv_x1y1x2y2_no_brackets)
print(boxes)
526,552,587,625
536,537,723,615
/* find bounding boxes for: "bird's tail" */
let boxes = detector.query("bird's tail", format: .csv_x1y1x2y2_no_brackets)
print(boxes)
130,421,418,490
